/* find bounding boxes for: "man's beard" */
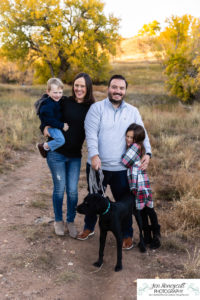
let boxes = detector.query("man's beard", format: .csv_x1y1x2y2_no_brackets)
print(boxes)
108,92,123,106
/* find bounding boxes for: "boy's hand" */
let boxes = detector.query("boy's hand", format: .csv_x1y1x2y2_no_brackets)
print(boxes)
43,126,51,137
63,123,69,132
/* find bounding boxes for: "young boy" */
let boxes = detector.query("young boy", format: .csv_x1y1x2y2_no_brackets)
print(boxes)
36,78,68,158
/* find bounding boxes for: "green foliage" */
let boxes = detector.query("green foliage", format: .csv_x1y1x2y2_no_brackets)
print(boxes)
0,0,120,83
165,52,199,102
138,15,200,103
160,15,200,102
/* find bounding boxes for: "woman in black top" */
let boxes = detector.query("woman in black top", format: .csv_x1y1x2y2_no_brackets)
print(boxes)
45,73,95,237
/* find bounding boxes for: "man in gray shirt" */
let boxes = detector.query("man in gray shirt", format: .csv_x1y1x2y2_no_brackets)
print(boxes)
77,75,152,250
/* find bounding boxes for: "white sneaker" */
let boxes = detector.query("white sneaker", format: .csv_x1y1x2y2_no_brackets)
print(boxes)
66,222,77,238
54,221,64,236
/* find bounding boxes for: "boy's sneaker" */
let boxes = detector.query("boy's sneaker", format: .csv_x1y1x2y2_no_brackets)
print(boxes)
54,221,64,236
37,143,47,158
77,229,95,240
66,222,77,238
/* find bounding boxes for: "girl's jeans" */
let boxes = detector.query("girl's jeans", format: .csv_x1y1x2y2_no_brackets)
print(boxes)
47,151,81,222
47,128,65,151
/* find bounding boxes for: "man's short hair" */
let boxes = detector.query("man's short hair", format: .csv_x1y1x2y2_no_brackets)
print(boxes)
108,74,128,88
47,78,64,91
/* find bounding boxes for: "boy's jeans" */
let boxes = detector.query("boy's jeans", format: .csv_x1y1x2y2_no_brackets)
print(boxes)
47,128,65,151
47,151,81,222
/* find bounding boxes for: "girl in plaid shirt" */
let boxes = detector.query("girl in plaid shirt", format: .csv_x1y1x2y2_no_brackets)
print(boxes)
122,123,161,249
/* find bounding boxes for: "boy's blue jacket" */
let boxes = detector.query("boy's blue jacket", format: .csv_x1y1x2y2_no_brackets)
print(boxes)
37,94,64,132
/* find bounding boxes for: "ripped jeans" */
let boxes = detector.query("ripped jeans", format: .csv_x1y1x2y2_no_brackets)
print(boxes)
47,151,81,222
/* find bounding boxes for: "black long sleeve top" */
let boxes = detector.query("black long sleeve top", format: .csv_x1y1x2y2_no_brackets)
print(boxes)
55,96,91,158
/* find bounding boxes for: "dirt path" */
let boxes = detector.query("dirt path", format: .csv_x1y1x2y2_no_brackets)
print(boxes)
0,152,187,300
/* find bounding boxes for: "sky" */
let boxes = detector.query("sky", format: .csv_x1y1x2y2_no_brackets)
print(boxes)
103,0,200,38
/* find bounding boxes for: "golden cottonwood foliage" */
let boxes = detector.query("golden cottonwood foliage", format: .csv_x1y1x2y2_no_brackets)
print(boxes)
138,20,161,37
0,0,120,83
138,15,200,103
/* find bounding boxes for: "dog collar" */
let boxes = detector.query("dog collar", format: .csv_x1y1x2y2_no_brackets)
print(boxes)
102,201,110,215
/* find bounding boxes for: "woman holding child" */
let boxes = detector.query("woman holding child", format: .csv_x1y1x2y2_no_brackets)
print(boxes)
37,73,95,237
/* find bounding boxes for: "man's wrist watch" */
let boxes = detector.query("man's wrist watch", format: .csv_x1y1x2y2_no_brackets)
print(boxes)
146,153,152,158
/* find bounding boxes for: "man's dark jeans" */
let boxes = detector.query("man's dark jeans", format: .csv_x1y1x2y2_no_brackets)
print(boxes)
84,163,133,238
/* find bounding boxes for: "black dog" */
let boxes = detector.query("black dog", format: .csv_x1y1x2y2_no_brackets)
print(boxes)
77,193,134,272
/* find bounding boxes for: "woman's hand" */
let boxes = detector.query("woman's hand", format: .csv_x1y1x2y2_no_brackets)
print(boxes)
140,154,150,170
43,126,51,137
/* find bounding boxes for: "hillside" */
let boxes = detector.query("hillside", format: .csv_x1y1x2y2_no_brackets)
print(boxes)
114,36,155,61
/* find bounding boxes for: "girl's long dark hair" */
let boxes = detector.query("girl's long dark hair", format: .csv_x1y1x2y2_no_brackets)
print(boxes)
126,123,146,156
72,72,95,105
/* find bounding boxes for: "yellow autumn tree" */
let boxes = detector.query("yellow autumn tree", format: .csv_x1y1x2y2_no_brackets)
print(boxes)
138,15,200,103
138,20,161,36
0,0,120,83
158,15,200,102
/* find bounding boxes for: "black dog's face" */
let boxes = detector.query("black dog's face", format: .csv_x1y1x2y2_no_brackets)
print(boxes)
77,193,108,215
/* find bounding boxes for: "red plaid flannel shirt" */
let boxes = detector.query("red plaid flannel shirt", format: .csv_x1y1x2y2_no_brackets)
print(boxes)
121,143,153,210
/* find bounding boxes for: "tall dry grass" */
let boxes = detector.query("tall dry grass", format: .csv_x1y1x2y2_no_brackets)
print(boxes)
0,88,42,168
140,103,200,238
183,248,200,278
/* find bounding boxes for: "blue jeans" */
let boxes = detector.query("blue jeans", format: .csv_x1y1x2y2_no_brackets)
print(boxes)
47,151,81,222
84,163,133,238
47,128,65,151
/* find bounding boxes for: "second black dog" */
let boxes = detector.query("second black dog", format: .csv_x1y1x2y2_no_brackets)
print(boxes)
77,193,133,272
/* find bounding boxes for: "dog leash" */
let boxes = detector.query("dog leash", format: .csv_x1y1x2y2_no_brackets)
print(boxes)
88,166,106,197
89,167,111,216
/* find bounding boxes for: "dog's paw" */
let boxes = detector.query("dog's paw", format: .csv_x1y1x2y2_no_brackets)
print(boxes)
115,264,122,272
93,260,103,268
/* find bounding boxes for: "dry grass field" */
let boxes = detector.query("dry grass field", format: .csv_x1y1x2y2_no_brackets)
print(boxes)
0,61,200,299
